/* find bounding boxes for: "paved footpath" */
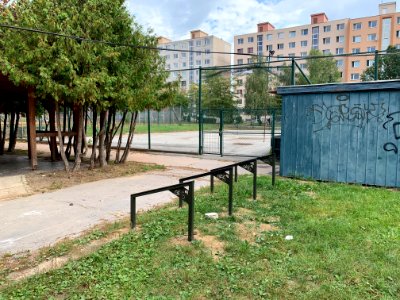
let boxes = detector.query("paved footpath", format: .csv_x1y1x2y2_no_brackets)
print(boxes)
0,152,273,255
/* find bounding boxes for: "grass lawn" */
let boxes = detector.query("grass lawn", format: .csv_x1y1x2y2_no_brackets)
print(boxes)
1,176,399,299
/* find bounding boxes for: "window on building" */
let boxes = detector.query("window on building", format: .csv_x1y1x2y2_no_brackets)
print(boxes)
278,32,284,39
182,62,187,67
238,38,244,44
277,55,284,61
336,59,344,67
301,52,307,57
300,63,307,69
323,37,331,44
289,42,296,48
236,89,243,96
196,40,201,46
323,25,331,32
181,53,186,58
352,48,361,53
196,60,201,65
277,43,284,50
181,81,187,88
351,73,360,80
397,17,400,24
323,49,331,54
336,48,344,54
336,35,344,43
266,44,273,51
237,79,243,86
204,59,210,65
301,28,309,35
367,46,376,52
396,44,400,49
340,72,343,78
248,47,254,53
237,59,243,65
266,34,273,40
366,59,375,67
337,23,345,30
173,54,179,59
368,20,377,28
248,37,254,43
353,36,361,43
248,58,253,64
237,48,243,54
166,64,170,69
351,61,360,68
367,34,377,41
288,53,295,57
353,22,362,30
205,49,211,54
289,31,296,38
173,63,178,68
196,51,202,56
397,30,400,38
312,26,319,49
301,40,308,47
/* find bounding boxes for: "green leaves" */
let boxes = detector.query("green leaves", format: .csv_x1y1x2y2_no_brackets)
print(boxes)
0,0,171,110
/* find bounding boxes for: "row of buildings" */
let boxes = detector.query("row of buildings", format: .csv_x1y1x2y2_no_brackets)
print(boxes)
158,2,400,107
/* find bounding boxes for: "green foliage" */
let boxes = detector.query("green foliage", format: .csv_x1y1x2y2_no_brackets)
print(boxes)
2,177,400,298
305,49,341,84
279,50,340,85
362,46,400,81
0,0,173,111
202,71,236,110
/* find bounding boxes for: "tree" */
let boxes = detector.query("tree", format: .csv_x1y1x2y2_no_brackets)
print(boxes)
0,0,174,171
278,49,340,85
306,49,341,84
202,71,236,110
362,46,400,81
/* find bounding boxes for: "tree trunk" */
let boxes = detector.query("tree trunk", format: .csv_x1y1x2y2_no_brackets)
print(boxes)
120,112,138,163
99,110,108,167
0,113,6,155
105,108,116,163
8,112,19,152
55,102,70,172
7,112,16,152
72,105,84,172
115,110,127,163
90,107,98,169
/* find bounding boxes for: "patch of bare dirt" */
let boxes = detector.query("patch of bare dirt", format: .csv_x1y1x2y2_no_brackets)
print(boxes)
236,221,279,244
305,191,317,198
25,161,163,194
197,233,225,261
170,231,225,261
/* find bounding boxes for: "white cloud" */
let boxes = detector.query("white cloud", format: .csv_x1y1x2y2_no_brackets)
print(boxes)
126,0,398,44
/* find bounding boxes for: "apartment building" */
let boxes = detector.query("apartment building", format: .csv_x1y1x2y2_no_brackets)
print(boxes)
158,30,231,91
234,2,400,107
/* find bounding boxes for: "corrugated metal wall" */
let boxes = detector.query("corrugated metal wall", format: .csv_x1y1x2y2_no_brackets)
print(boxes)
278,81,400,188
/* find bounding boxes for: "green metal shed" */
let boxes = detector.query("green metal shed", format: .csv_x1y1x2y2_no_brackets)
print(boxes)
277,80,400,187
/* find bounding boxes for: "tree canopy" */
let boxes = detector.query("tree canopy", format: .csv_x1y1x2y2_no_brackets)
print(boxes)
362,46,400,81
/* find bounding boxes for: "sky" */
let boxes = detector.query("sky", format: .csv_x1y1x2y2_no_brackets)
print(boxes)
125,0,398,43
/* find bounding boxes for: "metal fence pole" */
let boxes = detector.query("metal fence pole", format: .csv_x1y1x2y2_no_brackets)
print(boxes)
188,181,195,241
219,110,224,157
253,160,258,200
228,168,233,216
147,109,151,150
198,66,202,155
130,195,137,229
291,58,296,86
374,50,379,81
271,110,276,186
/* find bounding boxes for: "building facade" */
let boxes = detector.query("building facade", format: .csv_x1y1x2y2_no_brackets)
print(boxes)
234,2,400,107
158,30,231,91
